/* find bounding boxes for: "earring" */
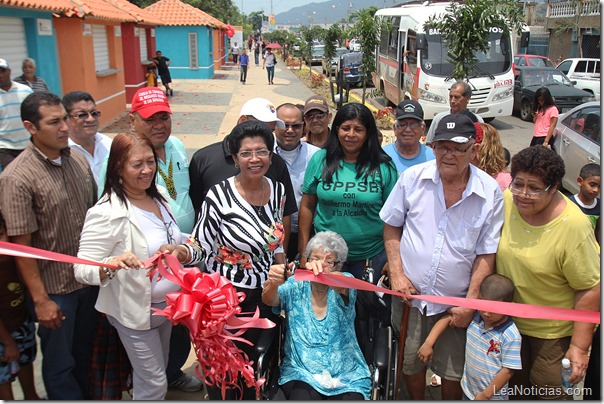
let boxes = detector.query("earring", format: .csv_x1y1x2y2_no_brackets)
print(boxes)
234,163,239,168
118,178,123,184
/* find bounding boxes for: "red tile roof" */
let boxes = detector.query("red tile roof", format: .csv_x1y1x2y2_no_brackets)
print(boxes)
103,0,164,25
67,0,136,21
0,0,75,12
145,0,225,28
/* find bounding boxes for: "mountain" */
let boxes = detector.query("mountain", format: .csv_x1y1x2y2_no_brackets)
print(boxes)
274,0,403,26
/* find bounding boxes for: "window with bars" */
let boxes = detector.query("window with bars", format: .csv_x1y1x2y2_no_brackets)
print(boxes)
189,32,198,69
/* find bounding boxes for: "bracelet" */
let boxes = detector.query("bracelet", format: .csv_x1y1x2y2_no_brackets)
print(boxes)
103,267,115,280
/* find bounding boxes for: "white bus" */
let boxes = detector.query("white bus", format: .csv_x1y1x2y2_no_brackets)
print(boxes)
373,2,527,121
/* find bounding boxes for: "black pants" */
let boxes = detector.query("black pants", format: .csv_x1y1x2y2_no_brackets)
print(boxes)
232,54,239,64
205,286,279,400
281,380,364,400
0,148,23,170
240,65,248,82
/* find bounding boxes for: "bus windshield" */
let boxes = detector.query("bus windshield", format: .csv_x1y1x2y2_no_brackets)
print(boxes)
421,31,512,78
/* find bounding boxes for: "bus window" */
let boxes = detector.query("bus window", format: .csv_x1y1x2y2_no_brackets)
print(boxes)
406,31,417,68
379,16,390,55
387,17,400,59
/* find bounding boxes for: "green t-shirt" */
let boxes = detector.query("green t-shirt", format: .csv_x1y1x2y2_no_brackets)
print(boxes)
302,149,397,261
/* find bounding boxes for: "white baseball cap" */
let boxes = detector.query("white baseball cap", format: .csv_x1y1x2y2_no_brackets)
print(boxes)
0,59,9,69
239,98,285,129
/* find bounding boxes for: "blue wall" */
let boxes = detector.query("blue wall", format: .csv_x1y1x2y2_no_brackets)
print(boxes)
0,8,62,94
155,25,214,79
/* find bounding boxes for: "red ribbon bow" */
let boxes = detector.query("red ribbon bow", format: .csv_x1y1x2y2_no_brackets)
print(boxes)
145,253,276,399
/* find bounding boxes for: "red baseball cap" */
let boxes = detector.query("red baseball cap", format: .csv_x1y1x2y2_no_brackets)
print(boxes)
130,87,171,119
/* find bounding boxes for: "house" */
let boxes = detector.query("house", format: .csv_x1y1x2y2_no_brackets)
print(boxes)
0,0,75,94
546,0,600,58
145,0,228,79
104,0,165,101
52,0,136,125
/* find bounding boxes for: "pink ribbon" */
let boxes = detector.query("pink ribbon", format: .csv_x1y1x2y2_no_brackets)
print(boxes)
294,270,600,325
0,241,275,399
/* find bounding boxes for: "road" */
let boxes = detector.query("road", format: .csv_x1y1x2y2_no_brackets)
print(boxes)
312,64,535,159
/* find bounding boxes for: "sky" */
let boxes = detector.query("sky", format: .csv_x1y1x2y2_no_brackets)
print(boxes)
239,0,315,15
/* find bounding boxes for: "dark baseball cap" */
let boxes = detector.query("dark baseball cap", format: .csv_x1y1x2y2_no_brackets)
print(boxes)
433,113,476,144
395,100,424,121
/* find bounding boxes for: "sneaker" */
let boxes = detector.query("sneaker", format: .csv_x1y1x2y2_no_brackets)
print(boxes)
168,373,203,392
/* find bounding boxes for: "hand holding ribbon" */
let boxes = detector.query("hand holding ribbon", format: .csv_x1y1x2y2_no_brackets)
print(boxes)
145,253,276,399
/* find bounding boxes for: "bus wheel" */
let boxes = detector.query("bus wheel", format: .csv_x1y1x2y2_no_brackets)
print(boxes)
520,100,533,122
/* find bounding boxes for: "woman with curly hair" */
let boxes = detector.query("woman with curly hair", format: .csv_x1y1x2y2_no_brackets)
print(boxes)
473,122,512,191
496,146,599,399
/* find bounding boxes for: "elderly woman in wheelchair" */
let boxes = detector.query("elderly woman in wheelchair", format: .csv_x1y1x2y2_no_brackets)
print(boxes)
262,231,371,400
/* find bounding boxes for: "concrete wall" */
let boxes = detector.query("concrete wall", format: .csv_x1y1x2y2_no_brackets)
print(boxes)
0,7,62,94
155,25,214,79
53,17,127,126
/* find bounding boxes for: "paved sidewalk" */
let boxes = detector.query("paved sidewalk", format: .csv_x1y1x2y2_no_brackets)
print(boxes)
101,60,317,159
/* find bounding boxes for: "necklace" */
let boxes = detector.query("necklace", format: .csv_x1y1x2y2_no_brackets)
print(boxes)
237,176,266,215
157,158,178,200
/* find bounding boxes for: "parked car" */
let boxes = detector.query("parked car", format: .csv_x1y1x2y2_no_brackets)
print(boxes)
512,66,593,121
304,44,325,66
513,54,555,75
335,51,370,88
321,47,349,76
555,58,600,100
348,38,361,52
551,101,600,194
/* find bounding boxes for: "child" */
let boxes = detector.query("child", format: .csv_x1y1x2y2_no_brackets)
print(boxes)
0,214,40,400
146,65,158,87
417,274,522,400
570,163,601,231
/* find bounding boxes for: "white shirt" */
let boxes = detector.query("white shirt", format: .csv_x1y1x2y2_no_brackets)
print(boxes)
379,160,503,315
68,132,112,185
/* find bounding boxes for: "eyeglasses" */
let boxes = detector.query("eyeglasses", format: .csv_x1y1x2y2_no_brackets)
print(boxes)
284,123,304,130
394,121,422,131
308,257,341,269
509,182,551,198
432,143,473,157
70,110,101,120
237,149,271,159
304,112,326,121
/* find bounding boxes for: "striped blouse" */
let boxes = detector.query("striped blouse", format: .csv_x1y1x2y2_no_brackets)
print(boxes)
184,176,285,289
14,75,50,93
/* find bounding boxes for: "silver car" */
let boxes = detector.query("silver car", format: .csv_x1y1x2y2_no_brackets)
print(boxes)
552,101,600,194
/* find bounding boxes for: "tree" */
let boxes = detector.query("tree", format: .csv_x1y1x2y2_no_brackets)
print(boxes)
300,25,325,72
424,0,525,80
322,24,342,62
248,11,265,33
349,6,382,104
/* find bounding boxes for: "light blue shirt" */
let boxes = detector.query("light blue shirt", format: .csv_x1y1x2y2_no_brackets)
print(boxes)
379,161,503,315
276,275,371,399
0,81,33,150
274,141,319,233
382,142,435,175
462,313,522,400
98,136,195,234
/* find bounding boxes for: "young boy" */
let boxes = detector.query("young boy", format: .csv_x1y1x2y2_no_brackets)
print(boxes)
0,214,40,400
570,163,600,231
417,274,522,400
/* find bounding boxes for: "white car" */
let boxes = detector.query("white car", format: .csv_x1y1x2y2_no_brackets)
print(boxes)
349,38,361,52
552,101,600,194
556,58,601,101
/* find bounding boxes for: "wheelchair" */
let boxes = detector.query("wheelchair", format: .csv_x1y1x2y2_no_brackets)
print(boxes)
254,264,399,400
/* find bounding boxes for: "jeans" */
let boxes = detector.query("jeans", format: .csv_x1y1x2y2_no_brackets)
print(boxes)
165,324,192,384
240,65,248,82
254,52,259,65
37,286,99,399
266,66,275,83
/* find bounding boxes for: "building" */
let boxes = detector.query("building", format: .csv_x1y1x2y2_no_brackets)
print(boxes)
546,0,600,58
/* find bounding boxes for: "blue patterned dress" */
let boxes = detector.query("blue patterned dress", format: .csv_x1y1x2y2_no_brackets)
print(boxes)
276,275,371,399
